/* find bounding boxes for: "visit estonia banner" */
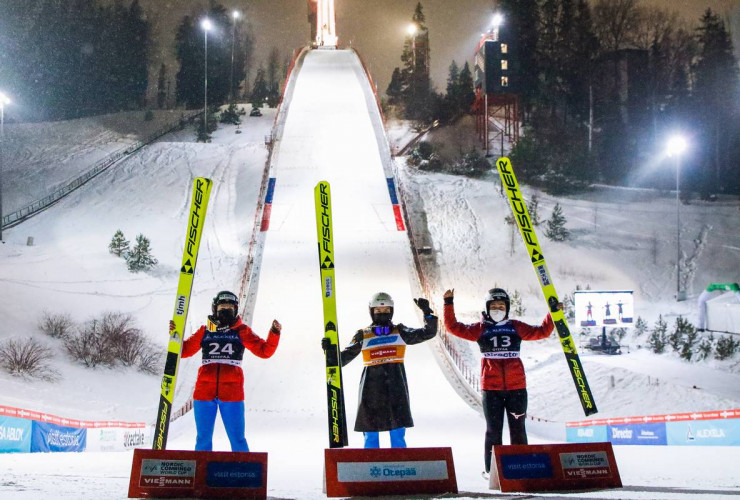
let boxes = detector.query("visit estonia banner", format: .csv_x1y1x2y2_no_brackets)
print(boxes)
31,421,86,452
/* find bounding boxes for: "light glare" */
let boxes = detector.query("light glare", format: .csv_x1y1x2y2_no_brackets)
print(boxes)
666,136,688,157
407,24,417,36
232,11,240,20
492,13,504,27
0,92,10,105
202,18,212,31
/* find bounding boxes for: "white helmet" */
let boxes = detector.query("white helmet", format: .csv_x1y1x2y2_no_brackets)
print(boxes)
368,292,394,324
368,292,394,308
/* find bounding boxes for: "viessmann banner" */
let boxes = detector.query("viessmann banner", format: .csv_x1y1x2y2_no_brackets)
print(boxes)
567,409,740,446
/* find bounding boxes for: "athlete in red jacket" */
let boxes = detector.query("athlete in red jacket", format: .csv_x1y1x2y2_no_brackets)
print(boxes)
443,287,558,476
174,290,281,452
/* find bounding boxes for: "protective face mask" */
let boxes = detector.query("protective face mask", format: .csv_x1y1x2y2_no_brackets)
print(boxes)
373,313,393,326
217,309,236,326
489,309,506,323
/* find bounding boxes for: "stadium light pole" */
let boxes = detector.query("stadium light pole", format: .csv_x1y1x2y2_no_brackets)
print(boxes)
230,11,240,103
492,12,504,40
666,135,688,301
201,18,212,136
0,92,10,242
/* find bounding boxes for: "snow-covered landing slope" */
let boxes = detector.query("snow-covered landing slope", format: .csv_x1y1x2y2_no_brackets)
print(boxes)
0,107,276,421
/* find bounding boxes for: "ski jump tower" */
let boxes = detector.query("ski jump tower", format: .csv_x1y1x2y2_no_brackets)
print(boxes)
473,18,519,156
307,0,338,47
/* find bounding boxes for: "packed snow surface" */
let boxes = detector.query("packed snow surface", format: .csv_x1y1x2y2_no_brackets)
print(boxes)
0,49,738,498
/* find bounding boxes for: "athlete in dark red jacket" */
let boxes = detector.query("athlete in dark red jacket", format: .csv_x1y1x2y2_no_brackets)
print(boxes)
443,287,557,476
174,290,281,452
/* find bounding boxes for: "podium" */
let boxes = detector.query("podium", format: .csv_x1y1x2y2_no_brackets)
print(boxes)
128,449,267,499
490,442,622,493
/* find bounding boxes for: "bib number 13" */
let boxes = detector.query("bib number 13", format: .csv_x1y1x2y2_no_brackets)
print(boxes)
491,336,511,348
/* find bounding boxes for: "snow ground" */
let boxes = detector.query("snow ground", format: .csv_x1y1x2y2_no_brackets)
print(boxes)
0,48,739,499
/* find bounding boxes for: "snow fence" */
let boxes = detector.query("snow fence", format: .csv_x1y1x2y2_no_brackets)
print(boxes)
0,405,148,453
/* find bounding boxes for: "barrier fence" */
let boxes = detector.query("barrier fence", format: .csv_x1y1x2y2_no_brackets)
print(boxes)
566,408,740,446
0,404,148,453
1,110,200,229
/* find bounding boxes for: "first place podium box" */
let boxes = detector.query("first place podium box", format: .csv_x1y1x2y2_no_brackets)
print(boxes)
324,447,458,497
128,449,268,499
490,442,622,493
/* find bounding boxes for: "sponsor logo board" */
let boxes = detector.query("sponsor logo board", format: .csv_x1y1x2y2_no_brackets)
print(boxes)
337,461,448,482
500,453,553,480
206,462,263,488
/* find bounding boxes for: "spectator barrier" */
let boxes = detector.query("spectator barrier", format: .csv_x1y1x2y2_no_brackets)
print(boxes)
0,404,148,453
567,408,740,446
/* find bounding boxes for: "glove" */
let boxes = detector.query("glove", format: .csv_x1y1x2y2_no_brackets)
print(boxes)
321,337,331,351
414,298,433,316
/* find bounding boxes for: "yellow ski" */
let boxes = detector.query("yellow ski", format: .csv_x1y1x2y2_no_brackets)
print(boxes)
153,177,213,449
496,158,597,416
314,181,349,447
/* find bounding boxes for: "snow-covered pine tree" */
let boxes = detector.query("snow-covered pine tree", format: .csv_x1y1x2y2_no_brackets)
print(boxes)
529,193,541,226
715,335,739,360
634,316,648,336
647,315,668,354
697,333,714,361
510,290,526,316
109,230,130,257
545,203,569,241
126,234,158,272
676,317,698,360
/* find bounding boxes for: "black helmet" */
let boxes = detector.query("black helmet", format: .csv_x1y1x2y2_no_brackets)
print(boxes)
212,290,239,316
485,288,510,317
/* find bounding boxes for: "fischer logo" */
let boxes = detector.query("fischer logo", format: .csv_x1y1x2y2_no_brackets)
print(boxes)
319,183,332,254
330,387,341,443
498,160,538,254
154,403,169,449
186,179,207,257
570,358,593,409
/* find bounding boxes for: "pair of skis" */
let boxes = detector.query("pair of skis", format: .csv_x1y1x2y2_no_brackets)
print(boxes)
151,177,350,451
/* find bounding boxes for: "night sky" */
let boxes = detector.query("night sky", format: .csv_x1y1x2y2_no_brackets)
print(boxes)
139,0,738,101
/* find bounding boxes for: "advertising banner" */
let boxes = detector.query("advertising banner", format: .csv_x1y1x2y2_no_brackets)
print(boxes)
31,421,86,453
565,424,607,443
666,419,740,446
0,416,32,453
607,423,667,445
86,426,149,452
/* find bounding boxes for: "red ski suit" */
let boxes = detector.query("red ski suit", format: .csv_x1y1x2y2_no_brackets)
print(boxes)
182,318,280,402
444,303,553,390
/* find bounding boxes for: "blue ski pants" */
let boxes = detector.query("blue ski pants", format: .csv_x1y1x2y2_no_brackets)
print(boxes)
363,427,406,448
193,399,249,452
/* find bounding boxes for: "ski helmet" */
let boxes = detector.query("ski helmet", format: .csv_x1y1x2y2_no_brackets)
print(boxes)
368,292,394,323
212,290,239,316
485,288,510,317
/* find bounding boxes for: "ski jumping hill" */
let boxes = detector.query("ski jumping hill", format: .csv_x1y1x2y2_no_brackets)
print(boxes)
0,49,738,498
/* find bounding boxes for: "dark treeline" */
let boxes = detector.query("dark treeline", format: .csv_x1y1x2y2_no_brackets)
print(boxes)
174,4,281,110
390,0,740,195
0,0,149,121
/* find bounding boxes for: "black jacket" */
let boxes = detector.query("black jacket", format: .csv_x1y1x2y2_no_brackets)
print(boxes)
340,315,437,432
